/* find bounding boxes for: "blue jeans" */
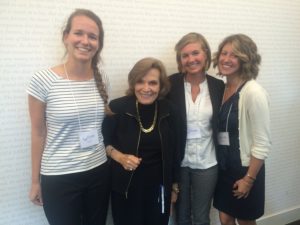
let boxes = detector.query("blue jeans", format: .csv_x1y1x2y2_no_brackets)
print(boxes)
176,165,218,225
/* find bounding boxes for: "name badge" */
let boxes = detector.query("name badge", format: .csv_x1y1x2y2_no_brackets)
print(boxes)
79,129,99,149
217,132,230,146
187,124,201,139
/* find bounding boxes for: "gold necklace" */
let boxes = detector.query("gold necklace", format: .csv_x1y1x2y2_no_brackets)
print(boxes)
136,100,157,133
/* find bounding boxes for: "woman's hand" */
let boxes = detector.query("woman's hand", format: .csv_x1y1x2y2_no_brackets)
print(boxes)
232,156,262,199
232,178,253,199
171,183,179,203
119,154,142,171
170,192,178,216
171,191,178,204
29,182,43,206
170,183,179,215
28,96,45,206
109,147,142,171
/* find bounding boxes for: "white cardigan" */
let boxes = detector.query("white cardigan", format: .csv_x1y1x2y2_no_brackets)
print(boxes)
238,80,271,166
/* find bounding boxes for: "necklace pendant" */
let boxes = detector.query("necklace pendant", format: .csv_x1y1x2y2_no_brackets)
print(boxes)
136,100,157,134
141,126,155,133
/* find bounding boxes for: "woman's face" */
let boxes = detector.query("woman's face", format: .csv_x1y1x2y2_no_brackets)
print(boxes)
134,68,160,105
180,42,207,75
64,15,100,63
218,43,241,77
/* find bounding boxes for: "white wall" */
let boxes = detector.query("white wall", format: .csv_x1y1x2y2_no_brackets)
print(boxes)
0,0,300,224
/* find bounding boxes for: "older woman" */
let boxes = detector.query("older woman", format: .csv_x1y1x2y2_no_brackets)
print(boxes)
102,57,180,225
212,34,271,225
167,32,225,225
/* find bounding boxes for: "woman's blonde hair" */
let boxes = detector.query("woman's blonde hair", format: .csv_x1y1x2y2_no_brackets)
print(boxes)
213,34,261,80
175,32,211,73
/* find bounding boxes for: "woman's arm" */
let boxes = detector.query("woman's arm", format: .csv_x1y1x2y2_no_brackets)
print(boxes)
233,85,270,199
102,114,141,171
28,95,46,206
169,102,182,204
247,85,271,160
106,145,141,171
245,156,264,182
233,156,264,199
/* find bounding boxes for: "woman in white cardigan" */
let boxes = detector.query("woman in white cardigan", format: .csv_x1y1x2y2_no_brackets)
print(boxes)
212,34,271,225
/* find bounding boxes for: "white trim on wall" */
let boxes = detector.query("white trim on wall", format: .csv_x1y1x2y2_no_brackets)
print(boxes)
258,206,300,225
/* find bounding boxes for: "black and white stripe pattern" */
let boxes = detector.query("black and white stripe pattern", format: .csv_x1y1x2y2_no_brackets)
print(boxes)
27,69,107,175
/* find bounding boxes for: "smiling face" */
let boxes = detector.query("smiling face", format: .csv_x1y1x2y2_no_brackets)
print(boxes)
63,15,100,63
134,68,160,105
218,43,241,77
180,42,207,76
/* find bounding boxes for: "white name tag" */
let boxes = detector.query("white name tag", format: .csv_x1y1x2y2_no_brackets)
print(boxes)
187,124,201,139
217,132,230,146
79,129,99,149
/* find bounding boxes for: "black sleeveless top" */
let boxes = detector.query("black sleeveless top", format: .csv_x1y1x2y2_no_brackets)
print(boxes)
217,83,245,172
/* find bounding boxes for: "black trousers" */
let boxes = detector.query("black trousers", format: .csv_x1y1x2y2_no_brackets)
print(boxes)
41,161,110,225
111,184,170,225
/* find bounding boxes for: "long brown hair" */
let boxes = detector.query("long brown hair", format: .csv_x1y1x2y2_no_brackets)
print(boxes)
62,9,108,106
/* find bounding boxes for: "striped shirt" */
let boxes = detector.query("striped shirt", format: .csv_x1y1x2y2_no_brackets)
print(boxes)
27,69,107,175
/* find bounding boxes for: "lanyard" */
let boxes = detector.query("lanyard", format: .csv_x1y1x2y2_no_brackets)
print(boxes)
63,64,98,131
221,81,244,132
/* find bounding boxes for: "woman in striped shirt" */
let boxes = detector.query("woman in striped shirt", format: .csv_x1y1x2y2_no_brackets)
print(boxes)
27,9,110,225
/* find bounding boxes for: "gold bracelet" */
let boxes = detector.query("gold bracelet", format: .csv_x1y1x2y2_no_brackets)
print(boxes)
247,174,256,181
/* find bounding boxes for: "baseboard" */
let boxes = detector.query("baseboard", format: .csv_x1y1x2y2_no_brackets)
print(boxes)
258,206,300,225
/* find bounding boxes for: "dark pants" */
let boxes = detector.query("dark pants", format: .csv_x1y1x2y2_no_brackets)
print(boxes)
111,185,170,225
41,162,110,225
